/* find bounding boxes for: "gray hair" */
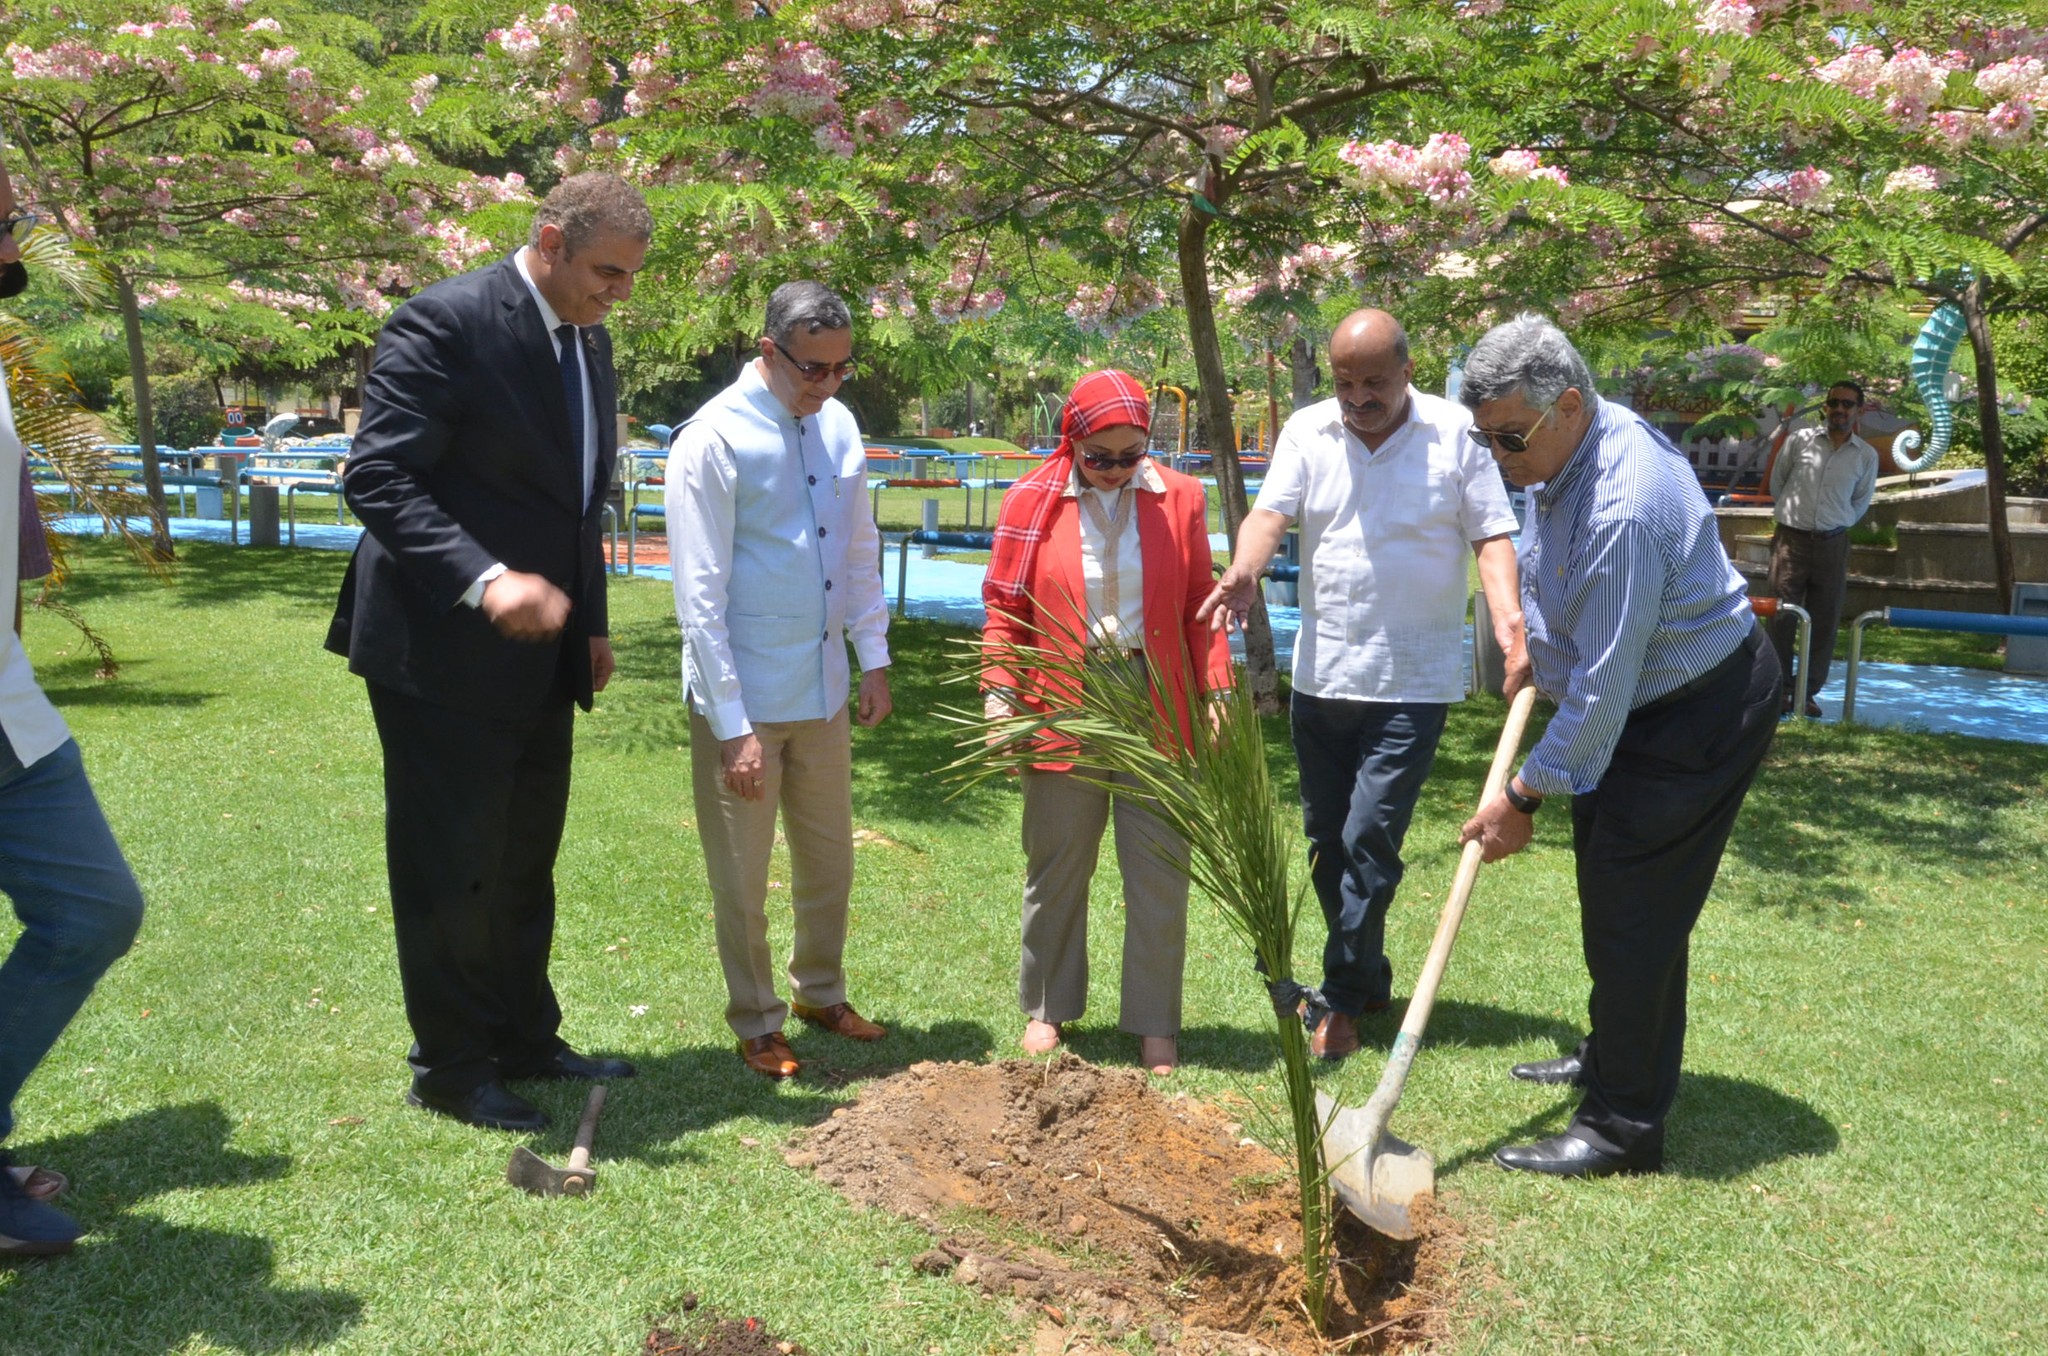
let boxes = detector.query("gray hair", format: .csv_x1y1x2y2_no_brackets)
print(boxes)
529,173,653,253
1459,312,1597,411
764,281,852,348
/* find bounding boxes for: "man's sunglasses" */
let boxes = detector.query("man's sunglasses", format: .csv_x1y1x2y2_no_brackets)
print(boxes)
0,213,42,243
1466,402,1557,455
1080,451,1148,471
1824,398,1861,410
771,343,858,383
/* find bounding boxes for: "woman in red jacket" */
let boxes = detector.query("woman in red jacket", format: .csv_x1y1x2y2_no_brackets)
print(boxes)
981,369,1233,1075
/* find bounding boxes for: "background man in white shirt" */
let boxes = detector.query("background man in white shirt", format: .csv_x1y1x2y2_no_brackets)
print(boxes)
1199,309,1524,1060
668,281,893,1080
1765,381,1878,718
0,137,145,1256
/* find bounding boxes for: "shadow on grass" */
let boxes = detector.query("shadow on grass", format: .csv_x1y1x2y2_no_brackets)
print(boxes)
0,1102,362,1353
535,1017,998,1169
1722,723,2048,916
1436,1071,1836,1183
49,540,349,616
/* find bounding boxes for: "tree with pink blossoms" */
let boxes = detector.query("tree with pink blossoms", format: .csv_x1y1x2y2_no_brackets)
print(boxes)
1,0,525,555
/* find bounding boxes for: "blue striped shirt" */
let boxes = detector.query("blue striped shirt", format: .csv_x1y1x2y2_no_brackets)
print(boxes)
1519,399,1753,796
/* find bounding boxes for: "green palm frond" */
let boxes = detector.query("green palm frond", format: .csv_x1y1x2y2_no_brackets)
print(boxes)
940,599,1337,1329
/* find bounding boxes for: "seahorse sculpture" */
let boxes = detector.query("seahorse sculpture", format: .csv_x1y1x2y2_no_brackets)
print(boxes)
1892,301,1968,472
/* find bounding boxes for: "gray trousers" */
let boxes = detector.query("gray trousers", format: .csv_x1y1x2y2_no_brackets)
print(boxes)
1766,525,1851,697
1018,768,1188,1037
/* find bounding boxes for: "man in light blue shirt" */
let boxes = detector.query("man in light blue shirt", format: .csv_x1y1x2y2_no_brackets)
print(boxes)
1457,314,1781,1179
669,281,892,1080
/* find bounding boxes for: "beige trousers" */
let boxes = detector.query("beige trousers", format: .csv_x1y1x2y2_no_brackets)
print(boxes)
690,706,855,1040
1018,767,1189,1037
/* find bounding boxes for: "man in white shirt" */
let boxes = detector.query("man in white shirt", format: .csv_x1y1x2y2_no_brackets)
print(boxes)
0,138,145,1256
668,281,893,1080
1199,309,1524,1060
1765,382,1878,718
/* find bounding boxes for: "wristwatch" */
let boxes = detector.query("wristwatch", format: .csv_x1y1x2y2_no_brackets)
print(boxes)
1503,781,1543,815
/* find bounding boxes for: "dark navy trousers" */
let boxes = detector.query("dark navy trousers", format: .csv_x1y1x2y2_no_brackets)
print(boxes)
1289,692,1448,1017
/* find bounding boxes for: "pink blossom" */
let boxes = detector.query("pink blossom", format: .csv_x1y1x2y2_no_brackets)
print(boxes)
1976,56,2045,104
1581,111,1618,142
812,122,854,156
408,72,439,115
491,21,543,63
1694,0,1757,39
814,0,899,31
573,97,602,125
223,208,260,229
291,138,315,154
1881,165,1944,195
1875,48,1946,106
1460,0,1506,16
744,39,844,125
698,252,738,288
9,39,131,81
867,281,917,319
1202,124,1247,158
1884,94,1929,126
1811,44,1884,98
538,4,579,34
1489,149,1568,185
1781,165,1832,206
245,17,283,33
286,66,315,89
590,128,620,151
1065,277,1164,335
1985,100,2036,145
1223,72,1253,98
237,61,263,81
1928,110,1980,148
258,46,298,72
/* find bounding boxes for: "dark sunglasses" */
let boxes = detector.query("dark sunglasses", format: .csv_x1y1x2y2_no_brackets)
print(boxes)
1080,451,1148,470
0,213,40,243
1466,402,1557,455
1824,398,1861,410
771,344,858,383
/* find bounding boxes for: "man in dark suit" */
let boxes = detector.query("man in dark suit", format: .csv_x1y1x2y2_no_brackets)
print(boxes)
328,173,652,1132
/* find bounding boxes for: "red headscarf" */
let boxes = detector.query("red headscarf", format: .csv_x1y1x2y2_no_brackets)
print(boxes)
984,369,1152,609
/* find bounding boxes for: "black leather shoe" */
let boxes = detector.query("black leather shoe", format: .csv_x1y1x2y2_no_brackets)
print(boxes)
406,1080,548,1132
501,1048,637,1081
1510,1054,1584,1086
1494,1132,1657,1177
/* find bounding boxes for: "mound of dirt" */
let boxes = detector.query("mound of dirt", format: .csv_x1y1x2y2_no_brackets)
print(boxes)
787,1055,1458,1354
644,1297,806,1355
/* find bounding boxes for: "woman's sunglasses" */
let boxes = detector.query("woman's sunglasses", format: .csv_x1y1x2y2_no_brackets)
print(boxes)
1080,451,1148,470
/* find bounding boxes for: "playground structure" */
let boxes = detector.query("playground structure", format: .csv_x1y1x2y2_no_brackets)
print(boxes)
1843,605,2048,721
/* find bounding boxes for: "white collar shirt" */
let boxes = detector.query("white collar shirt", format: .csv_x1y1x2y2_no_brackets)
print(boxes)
1769,426,1878,533
1252,389,1518,703
0,361,71,768
513,247,597,511
1064,458,1167,650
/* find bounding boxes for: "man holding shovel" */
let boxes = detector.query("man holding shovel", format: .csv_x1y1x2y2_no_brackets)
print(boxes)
1456,314,1781,1179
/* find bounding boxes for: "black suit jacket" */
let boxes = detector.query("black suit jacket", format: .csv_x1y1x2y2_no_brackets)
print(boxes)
327,255,615,719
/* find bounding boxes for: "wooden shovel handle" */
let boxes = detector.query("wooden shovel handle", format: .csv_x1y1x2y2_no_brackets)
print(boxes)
563,1084,607,1174
1396,685,1538,1045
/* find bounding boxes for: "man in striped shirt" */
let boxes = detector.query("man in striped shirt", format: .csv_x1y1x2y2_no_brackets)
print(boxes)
1456,315,1782,1179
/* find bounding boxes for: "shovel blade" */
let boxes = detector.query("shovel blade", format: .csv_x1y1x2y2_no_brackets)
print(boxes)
1319,1094,1435,1240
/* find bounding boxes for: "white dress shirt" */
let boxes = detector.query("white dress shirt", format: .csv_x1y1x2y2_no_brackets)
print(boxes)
0,361,71,768
1770,426,1878,532
668,361,890,741
1254,389,1518,703
1067,458,1167,650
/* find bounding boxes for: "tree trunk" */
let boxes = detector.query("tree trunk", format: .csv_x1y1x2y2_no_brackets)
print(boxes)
1178,198,1280,711
1290,332,1318,409
114,271,175,559
1961,283,2015,610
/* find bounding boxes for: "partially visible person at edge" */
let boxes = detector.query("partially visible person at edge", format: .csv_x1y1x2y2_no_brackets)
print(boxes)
1197,309,1524,1062
980,369,1233,1077
667,281,893,1082
0,134,146,1257
1457,313,1782,1179
329,173,650,1133
1764,381,1878,719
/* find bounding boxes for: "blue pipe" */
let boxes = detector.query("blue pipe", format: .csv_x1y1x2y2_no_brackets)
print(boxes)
1886,606,2048,637
1894,303,1967,473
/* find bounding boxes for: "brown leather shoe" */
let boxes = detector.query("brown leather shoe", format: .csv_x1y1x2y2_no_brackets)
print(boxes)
791,1001,886,1041
1309,1009,1360,1061
738,1032,800,1079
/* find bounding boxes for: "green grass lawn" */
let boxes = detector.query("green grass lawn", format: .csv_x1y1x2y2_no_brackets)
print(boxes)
3,539,2045,1354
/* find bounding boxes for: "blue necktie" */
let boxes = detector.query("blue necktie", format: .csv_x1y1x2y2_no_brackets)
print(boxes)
556,323,584,465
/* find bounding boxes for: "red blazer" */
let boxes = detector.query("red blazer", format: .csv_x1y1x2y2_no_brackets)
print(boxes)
983,464,1234,772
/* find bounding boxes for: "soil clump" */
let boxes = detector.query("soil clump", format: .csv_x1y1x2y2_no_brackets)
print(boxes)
789,1054,1461,1353
644,1296,807,1356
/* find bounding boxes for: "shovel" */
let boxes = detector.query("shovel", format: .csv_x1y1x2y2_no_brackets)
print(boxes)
1319,684,1537,1239
506,1085,608,1197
